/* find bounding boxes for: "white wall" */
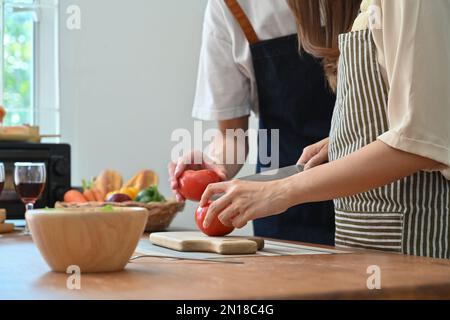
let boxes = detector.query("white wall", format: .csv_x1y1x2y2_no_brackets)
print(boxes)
59,0,254,235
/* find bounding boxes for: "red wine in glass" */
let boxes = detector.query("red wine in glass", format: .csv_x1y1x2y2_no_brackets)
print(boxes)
0,163,4,197
15,183,45,204
0,163,4,238
14,163,47,235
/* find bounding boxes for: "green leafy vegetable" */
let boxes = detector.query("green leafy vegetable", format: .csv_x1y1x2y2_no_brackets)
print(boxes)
135,186,166,203
82,178,95,192
101,205,115,213
43,207,58,212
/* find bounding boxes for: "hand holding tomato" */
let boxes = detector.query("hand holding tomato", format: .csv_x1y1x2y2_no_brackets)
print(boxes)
199,179,291,230
196,202,234,237
178,170,222,202
168,151,227,202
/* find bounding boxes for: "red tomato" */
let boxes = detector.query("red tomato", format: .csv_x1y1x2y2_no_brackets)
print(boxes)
195,202,234,237
178,170,222,202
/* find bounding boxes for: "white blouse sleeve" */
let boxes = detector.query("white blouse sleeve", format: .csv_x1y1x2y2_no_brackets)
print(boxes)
375,0,450,179
192,0,252,121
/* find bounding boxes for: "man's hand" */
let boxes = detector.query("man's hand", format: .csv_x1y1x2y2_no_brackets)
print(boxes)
168,150,228,202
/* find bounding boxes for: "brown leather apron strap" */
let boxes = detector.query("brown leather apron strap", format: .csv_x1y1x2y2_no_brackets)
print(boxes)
223,0,260,44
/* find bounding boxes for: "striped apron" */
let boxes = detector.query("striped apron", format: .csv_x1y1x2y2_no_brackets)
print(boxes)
329,29,450,259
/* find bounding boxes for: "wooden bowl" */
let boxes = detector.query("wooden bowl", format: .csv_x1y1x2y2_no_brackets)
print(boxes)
56,200,185,232
26,207,148,273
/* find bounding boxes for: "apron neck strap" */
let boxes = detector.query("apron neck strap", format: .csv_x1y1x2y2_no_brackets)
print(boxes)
223,0,260,44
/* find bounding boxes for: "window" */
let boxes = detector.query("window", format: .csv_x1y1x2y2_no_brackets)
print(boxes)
0,0,59,141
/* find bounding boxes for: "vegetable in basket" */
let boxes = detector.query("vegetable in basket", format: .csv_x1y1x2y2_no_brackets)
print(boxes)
106,187,139,201
136,186,166,203
82,179,104,201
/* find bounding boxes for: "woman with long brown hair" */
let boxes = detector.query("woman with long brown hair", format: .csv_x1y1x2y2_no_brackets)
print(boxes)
200,0,450,259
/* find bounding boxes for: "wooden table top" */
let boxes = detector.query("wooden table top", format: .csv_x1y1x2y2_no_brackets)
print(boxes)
1,232,450,300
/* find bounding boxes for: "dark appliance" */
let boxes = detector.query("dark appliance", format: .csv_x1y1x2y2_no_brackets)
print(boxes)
0,143,71,219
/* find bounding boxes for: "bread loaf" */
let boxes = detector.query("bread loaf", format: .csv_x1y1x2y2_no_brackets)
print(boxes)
125,170,158,191
0,223,14,234
0,209,6,223
93,170,123,196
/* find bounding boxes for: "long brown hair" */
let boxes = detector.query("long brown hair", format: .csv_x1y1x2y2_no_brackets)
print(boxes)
288,0,361,91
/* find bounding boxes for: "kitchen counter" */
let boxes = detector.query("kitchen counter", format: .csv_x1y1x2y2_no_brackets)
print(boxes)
1,232,450,300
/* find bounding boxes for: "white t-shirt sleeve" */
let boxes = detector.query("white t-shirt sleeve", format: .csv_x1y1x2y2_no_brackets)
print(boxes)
374,0,450,179
192,0,252,121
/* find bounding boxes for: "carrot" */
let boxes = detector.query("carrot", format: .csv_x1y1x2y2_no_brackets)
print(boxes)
83,189,96,202
64,190,88,203
81,179,102,202
92,189,104,202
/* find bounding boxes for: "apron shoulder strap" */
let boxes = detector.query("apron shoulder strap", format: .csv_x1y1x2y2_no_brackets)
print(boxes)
223,0,260,44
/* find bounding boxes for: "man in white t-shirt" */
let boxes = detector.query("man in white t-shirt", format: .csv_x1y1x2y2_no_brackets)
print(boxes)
169,0,336,244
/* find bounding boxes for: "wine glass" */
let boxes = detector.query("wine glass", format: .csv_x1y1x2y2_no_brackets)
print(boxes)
0,163,4,238
0,163,4,196
14,163,47,235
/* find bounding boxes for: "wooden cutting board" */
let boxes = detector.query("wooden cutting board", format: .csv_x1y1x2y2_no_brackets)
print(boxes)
150,232,265,255
0,223,14,234
0,209,6,224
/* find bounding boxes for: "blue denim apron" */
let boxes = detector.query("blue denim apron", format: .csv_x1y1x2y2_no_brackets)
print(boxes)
225,0,336,244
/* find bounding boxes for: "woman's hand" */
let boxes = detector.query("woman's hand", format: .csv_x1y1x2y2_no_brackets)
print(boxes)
199,179,290,229
168,150,228,202
298,138,330,170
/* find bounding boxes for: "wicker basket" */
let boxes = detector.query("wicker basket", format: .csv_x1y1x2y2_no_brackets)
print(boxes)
55,200,185,232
